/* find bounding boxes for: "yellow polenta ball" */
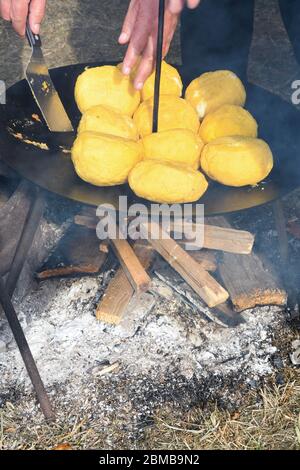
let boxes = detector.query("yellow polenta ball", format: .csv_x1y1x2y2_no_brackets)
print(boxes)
134,95,199,138
129,160,208,203
75,66,140,116
78,105,139,141
142,129,204,170
185,70,246,119
201,136,273,187
142,62,183,101
199,105,258,143
71,131,142,186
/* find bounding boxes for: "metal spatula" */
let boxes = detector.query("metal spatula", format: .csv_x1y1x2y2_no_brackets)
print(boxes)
25,23,74,132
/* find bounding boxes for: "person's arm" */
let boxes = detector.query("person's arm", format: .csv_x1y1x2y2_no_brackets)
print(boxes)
0,0,46,36
119,0,201,89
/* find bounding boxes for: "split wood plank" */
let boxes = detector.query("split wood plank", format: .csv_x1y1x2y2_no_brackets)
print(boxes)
96,243,155,324
36,227,108,280
110,238,152,293
141,222,228,308
74,215,97,230
75,215,254,255
209,217,287,312
188,250,217,272
37,264,104,280
76,210,151,292
96,269,134,324
171,221,254,254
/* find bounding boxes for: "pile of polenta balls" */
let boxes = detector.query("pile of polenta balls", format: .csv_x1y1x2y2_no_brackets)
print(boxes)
72,62,273,204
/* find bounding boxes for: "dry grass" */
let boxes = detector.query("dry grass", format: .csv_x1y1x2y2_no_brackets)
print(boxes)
1,370,300,450
146,372,300,450
0,408,110,450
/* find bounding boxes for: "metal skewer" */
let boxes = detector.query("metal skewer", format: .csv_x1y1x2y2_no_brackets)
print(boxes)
152,0,165,133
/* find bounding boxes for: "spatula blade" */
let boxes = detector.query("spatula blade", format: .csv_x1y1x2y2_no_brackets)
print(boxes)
25,26,73,133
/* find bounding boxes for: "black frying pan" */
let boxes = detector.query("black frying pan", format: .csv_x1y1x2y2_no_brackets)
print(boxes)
0,61,299,215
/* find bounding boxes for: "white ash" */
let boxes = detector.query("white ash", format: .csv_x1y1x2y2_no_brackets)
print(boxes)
0,339,7,353
0,272,282,401
0,269,286,448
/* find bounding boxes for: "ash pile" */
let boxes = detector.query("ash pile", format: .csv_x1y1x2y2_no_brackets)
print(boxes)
0,267,284,440
1,169,300,445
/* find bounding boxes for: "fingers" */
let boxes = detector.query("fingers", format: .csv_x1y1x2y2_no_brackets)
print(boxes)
121,0,158,77
0,0,12,21
10,0,30,36
187,0,201,9
167,0,185,14
0,0,46,35
118,0,139,45
168,0,200,14
133,36,155,89
120,0,179,89
162,9,179,55
133,10,179,89
121,25,150,77
28,0,46,34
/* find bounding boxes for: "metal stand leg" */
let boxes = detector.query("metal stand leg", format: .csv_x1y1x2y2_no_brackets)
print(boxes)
0,278,55,420
272,199,297,311
0,182,55,420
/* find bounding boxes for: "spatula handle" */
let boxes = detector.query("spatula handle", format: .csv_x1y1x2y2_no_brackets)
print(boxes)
26,21,42,48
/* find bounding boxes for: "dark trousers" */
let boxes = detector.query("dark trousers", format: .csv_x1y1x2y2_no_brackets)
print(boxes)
181,0,300,83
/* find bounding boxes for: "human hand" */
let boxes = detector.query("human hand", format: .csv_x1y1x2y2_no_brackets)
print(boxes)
119,0,201,90
0,0,46,36
119,0,180,90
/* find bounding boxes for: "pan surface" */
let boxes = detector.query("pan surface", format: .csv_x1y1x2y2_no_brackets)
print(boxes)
0,61,299,215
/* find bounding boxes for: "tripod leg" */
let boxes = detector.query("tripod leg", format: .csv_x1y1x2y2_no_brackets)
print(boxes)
0,277,55,420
